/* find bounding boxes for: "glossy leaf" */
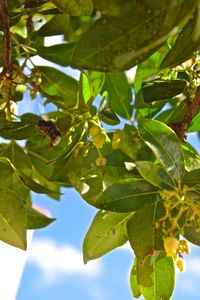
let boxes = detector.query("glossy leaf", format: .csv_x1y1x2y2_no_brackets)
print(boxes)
88,71,105,99
136,253,175,300
79,72,92,105
134,44,170,108
0,121,37,140
182,169,200,187
188,111,200,132
127,202,164,260
161,8,200,68
95,178,160,213
38,13,70,36
83,210,131,263
0,188,26,250
183,217,200,246
99,93,120,125
156,102,187,124
0,142,32,176
130,258,141,298
182,144,200,172
18,171,60,195
52,0,93,16
135,161,175,190
27,207,55,229
38,66,78,108
0,157,30,203
104,73,132,119
71,1,197,71
119,125,142,160
37,43,75,66
138,119,184,180
142,80,187,103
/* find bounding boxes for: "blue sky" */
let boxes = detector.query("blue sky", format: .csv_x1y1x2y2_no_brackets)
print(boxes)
16,188,200,300
12,50,200,300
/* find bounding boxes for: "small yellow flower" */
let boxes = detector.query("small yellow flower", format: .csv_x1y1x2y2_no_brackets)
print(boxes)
176,257,186,272
178,239,190,255
89,125,100,137
92,133,106,148
164,236,179,259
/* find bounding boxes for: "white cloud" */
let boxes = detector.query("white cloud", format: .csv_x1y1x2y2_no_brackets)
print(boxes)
28,238,103,284
0,231,33,300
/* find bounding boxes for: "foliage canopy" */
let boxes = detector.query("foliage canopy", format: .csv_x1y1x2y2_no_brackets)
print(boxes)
0,0,200,299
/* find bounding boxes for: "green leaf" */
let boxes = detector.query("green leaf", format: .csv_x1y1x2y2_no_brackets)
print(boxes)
0,121,37,140
182,144,200,172
127,202,164,260
183,217,200,246
27,207,55,229
161,8,200,69
37,43,75,66
83,210,131,263
135,161,175,190
23,0,51,9
130,258,141,298
52,0,93,16
134,44,170,108
71,1,197,71
49,122,86,167
138,119,184,180
99,92,120,125
88,71,105,99
38,66,78,108
95,178,160,213
0,157,30,203
38,13,70,36
0,188,27,250
118,124,142,160
0,142,32,176
137,252,175,300
79,72,92,105
156,102,187,124
188,111,200,132
18,171,60,195
104,73,132,119
142,80,187,103
182,168,200,187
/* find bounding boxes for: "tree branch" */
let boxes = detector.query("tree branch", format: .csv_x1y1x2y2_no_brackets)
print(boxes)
0,0,12,119
170,86,200,141
0,0,12,74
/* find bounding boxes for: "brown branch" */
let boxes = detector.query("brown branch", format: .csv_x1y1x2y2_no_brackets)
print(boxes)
0,0,11,74
170,86,200,141
0,0,12,119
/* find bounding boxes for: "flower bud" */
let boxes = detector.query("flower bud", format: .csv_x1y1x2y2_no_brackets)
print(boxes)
176,257,185,272
89,125,100,137
92,133,106,149
96,156,107,166
164,236,179,259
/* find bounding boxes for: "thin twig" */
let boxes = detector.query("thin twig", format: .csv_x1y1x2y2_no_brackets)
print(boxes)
170,86,200,141
13,65,45,95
